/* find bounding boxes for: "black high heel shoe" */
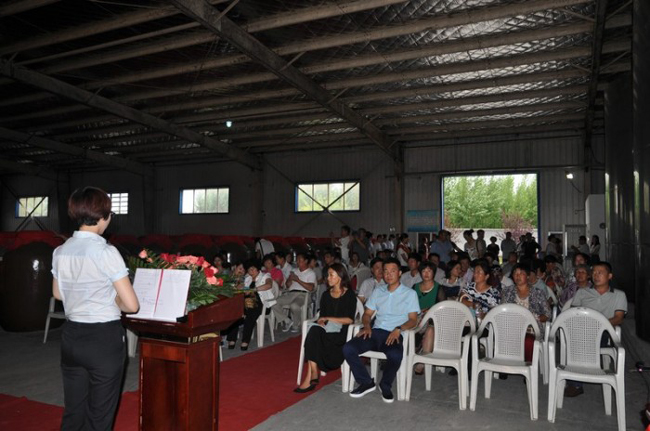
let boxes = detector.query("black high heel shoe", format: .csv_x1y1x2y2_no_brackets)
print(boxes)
240,343,249,351
228,342,236,350
293,383,316,393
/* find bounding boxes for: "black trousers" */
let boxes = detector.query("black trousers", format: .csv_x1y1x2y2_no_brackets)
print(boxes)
60,320,126,431
225,299,263,344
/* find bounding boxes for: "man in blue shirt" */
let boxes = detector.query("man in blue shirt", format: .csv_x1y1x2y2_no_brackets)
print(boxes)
343,258,420,403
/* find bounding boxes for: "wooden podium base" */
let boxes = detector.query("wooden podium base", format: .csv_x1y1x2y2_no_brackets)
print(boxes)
139,337,221,431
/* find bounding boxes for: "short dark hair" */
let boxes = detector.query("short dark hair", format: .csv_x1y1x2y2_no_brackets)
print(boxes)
68,186,111,227
408,252,421,262
419,261,437,274
370,257,384,267
384,257,401,270
473,259,491,277
245,259,262,272
262,254,275,265
429,252,440,259
511,263,531,276
341,225,350,234
593,261,613,274
543,255,557,264
458,253,470,263
445,260,460,278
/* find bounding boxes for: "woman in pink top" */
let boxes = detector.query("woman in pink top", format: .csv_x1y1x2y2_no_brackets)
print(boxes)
263,253,284,287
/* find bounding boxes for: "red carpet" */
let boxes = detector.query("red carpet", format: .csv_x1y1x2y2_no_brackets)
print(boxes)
0,336,341,431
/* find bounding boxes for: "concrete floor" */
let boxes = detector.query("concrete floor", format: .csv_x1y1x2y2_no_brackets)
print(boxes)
1,311,649,431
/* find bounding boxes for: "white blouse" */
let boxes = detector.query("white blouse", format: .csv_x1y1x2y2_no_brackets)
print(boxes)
52,231,129,323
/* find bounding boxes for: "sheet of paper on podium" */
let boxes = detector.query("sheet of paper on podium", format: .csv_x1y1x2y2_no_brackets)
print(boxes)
131,268,192,322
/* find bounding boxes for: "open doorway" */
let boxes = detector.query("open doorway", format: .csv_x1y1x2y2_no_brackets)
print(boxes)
442,173,539,260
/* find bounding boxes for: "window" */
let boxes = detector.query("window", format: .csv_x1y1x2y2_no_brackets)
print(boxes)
16,196,49,217
180,187,229,214
109,192,129,215
296,181,360,212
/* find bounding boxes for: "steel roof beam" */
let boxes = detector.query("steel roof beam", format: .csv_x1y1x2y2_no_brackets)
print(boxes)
170,0,398,159
0,126,153,176
0,59,260,170
0,0,59,17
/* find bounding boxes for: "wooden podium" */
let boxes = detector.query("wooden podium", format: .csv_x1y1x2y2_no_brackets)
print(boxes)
124,294,244,431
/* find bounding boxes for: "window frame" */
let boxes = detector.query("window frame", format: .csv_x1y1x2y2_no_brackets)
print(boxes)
15,195,49,218
108,192,130,215
179,186,230,215
294,180,361,213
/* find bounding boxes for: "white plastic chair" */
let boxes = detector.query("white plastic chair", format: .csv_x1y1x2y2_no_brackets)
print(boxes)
470,303,541,420
341,299,365,393
352,267,372,291
43,297,66,343
547,307,625,431
405,300,476,409
296,298,364,388
346,319,411,401
556,297,619,370
253,281,279,348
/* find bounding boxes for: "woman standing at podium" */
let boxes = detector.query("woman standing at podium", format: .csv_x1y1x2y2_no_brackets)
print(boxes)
52,187,140,431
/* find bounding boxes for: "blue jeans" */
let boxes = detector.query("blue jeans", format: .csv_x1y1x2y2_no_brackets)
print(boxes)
342,328,403,392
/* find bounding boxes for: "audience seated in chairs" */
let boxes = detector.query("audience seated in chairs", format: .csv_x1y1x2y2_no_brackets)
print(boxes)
412,262,445,375
357,258,385,304
558,264,592,309
564,261,627,398
501,263,551,362
400,252,422,288
294,263,357,393
439,259,465,300
272,252,317,333
224,259,274,351
343,258,420,403
262,253,284,287
459,259,501,318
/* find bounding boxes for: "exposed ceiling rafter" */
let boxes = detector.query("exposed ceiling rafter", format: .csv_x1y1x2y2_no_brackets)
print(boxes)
0,59,260,170
169,0,398,160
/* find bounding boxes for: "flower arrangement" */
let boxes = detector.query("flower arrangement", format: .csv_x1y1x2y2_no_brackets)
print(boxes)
128,249,237,311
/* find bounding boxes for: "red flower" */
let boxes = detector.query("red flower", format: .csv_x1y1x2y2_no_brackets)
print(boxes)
160,253,170,262
196,256,205,267
215,278,224,286
204,267,215,278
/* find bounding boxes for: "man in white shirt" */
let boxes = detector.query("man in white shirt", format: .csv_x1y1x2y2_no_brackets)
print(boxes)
272,253,316,332
565,261,627,398
358,258,386,303
459,254,474,285
500,232,516,261
275,253,293,288
571,235,590,256
332,225,352,263
254,237,275,260
400,253,422,288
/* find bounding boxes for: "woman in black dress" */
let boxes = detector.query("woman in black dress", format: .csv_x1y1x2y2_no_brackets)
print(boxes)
294,263,357,393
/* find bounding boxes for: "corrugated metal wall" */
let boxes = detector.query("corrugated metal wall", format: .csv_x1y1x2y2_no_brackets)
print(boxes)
404,135,586,247
0,175,63,233
1,134,595,244
261,148,396,237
